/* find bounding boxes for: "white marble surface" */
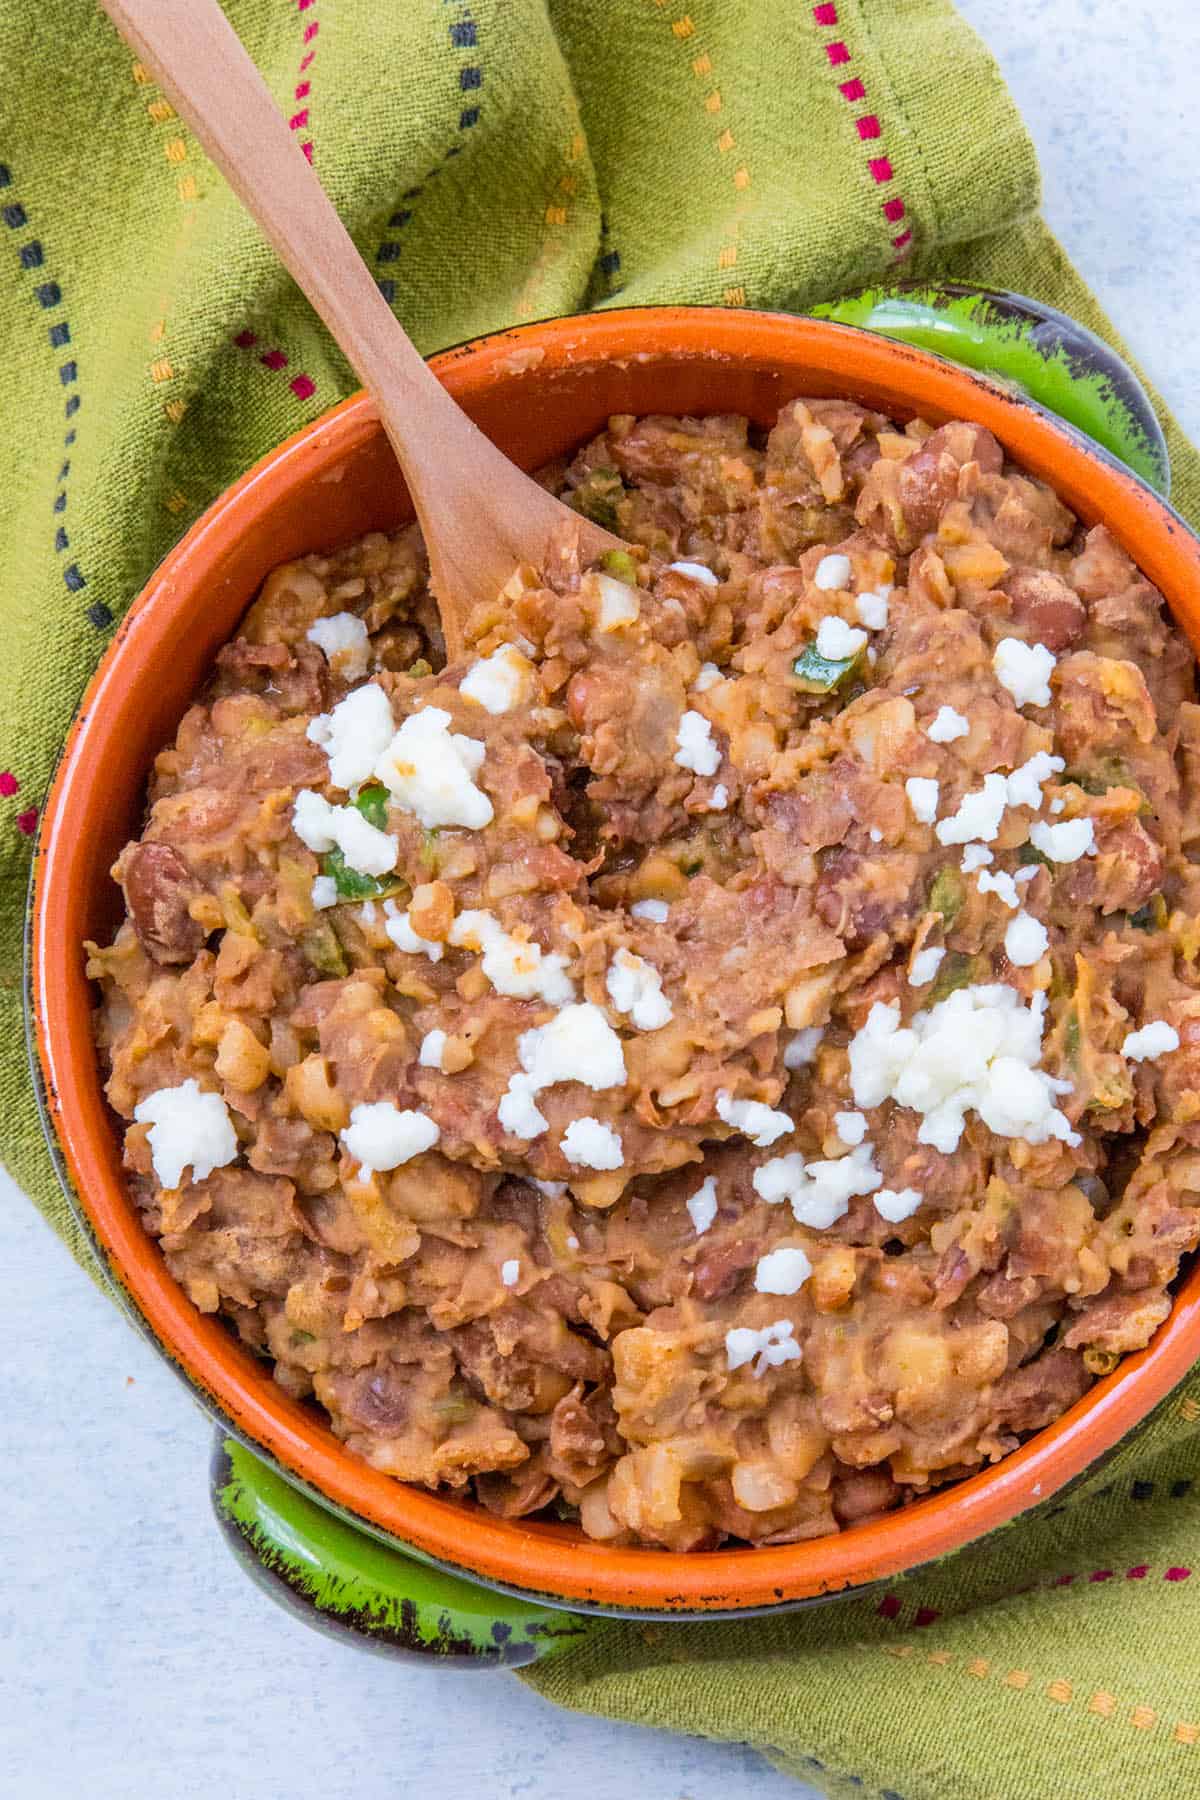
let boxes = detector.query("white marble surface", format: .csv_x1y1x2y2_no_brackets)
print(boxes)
3,8,1199,1797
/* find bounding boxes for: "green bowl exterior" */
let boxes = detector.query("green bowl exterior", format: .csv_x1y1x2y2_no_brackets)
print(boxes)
211,1436,590,1666
811,282,1170,496
28,285,1174,1661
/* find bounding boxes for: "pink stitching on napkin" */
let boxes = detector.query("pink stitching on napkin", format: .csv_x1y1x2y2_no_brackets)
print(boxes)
811,6,914,261
0,772,18,798
289,0,317,162
230,330,318,405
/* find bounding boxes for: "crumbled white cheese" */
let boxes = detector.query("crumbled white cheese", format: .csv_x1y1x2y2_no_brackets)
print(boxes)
1029,817,1096,863
994,637,1056,709
1015,866,1038,886
374,705,493,830
418,1029,448,1071
905,777,940,825
961,843,993,874
815,615,868,661
449,909,575,1003
668,560,720,587
311,875,338,911
856,588,890,631
753,1141,883,1230
874,1186,923,1223
1005,912,1049,967
292,789,398,876
133,1080,238,1190
848,985,1078,1153
517,1003,627,1095
754,1246,814,1296
383,898,444,962
693,662,723,691
360,900,378,924
1050,797,1065,814
341,1101,440,1172
674,709,721,776
926,705,969,744
814,552,852,591
560,1116,624,1169
909,946,946,986
306,682,395,791
630,897,670,923
784,1027,824,1070
715,1091,793,1148
1122,1020,1180,1062
1006,751,1065,811
534,1179,568,1199
978,868,1021,910
835,1110,868,1145
869,827,884,844
686,1176,719,1236
935,772,1010,846
592,573,641,632
459,644,534,715
500,1258,520,1288
725,1319,802,1376
566,1234,580,1250
306,611,370,680
606,948,673,1031
708,783,729,811
497,1075,549,1140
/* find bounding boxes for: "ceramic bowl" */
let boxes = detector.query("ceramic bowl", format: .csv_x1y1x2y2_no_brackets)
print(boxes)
29,295,1200,1645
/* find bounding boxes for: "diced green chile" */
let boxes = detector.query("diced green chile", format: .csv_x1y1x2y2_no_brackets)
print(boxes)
300,918,348,977
352,782,390,830
1017,841,1053,869
928,951,975,1004
320,848,404,903
928,866,966,927
599,548,640,584
571,467,625,529
792,642,863,695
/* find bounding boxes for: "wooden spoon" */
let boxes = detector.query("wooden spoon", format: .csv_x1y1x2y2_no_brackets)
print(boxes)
101,0,622,659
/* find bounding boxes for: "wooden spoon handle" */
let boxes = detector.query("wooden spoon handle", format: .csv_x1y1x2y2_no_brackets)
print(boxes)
100,0,616,654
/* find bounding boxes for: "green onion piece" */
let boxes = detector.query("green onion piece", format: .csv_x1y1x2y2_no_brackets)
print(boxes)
290,1329,316,1347
1064,754,1136,797
570,467,625,529
928,950,975,1005
419,827,441,872
430,1396,477,1425
407,657,433,679
320,848,404,903
599,548,639,584
352,782,389,830
792,642,863,694
928,865,966,928
1017,842,1053,869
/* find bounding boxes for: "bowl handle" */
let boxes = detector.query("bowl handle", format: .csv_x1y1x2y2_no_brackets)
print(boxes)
210,1435,593,1666
810,281,1170,497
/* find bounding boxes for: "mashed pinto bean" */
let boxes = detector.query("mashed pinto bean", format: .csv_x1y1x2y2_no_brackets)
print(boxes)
89,403,1200,1550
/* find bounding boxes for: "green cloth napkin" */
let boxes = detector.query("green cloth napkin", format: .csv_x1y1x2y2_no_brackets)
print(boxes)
4,3,1200,1795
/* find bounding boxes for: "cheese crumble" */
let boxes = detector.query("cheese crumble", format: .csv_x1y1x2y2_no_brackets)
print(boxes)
693,662,723,692
306,682,395,791
813,552,852,591
374,706,493,830
816,615,868,660
715,1091,793,1148
753,1142,883,1230
754,1246,813,1296
418,1029,448,1071
668,560,719,587
1122,1020,1180,1062
909,946,946,987
560,1116,624,1169
926,705,969,743
686,1176,719,1236
630,898,670,923
725,1319,801,1376
935,772,1009,846
905,777,940,825
961,843,993,874
835,1110,868,1146
784,1027,824,1069
341,1102,440,1172
311,875,338,911
874,1186,923,1222
849,985,1078,1153
500,1258,520,1288
674,709,721,776
606,948,673,1031
292,789,398,877
856,588,890,631
1029,817,1096,863
134,1080,238,1190
994,637,1056,709
516,1003,627,1096
306,611,370,680
449,909,575,1003
1004,911,1049,967
977,868,1021,910
459,644,535,715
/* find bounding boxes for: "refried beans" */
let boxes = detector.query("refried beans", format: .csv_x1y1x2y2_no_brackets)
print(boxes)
88,402,1200,1549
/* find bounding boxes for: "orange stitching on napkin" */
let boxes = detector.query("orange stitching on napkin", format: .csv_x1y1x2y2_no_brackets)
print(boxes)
809,3,913,261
